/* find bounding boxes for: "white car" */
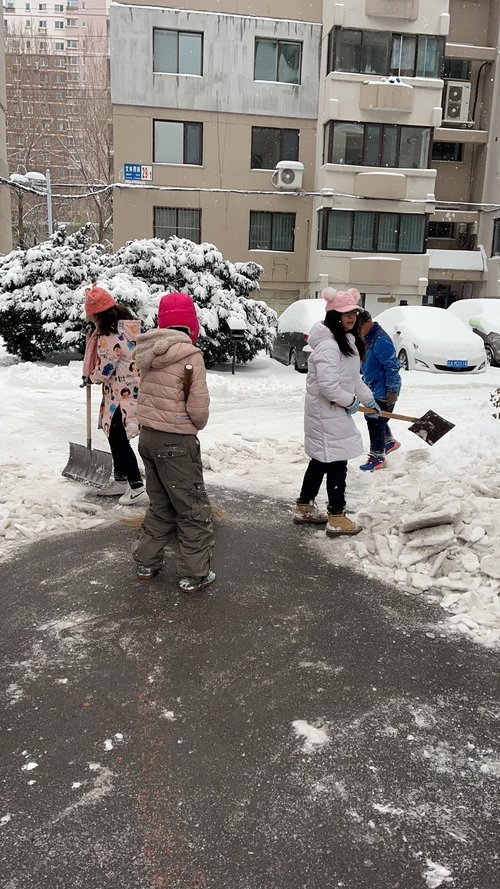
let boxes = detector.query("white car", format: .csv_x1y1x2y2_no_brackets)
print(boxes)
374,306,487,374
448,298,500,366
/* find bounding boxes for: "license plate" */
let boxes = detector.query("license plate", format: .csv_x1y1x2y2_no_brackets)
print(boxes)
447,360,468,368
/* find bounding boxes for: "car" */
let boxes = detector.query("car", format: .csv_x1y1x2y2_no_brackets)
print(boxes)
270,299,326,371
447,298,500,366
374,305,487,374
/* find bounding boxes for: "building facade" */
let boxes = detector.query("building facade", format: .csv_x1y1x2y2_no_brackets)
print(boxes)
3,0,111,243
110,0,500,312
0,17,12,253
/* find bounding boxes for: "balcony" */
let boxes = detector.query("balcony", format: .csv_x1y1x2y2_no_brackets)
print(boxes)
323,73,444,128
318,164,437,206
360,79,414,113
365,0,419,19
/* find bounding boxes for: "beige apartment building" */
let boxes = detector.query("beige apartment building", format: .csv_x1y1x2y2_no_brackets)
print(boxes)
0,17,12,253
110,0,500,313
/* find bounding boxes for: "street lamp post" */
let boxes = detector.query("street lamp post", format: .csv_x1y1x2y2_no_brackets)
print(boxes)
9,170,53,243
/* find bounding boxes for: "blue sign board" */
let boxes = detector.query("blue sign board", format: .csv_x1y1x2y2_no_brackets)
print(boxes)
124,163,142,181
123,163,153,182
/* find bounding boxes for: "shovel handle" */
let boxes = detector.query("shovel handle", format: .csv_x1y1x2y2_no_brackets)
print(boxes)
357,405,418,423
86,381,92,450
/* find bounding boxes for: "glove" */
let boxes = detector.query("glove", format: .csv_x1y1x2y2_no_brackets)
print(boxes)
385,390,399,406
364,397,382,416
345,398,360,415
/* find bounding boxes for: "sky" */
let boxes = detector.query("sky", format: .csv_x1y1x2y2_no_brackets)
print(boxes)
2,341,500,649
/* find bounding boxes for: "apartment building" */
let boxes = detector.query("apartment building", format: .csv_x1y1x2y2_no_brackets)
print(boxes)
3,0,110,241
110,1,500,312
0,17,12,253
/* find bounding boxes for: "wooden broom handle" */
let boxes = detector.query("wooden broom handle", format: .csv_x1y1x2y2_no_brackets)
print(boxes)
357,405,419,423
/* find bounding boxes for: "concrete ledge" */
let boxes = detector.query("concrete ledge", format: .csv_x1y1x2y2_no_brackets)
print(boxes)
360,81,414,113
365,0,419,18
354,172,407,200
350,256,401,286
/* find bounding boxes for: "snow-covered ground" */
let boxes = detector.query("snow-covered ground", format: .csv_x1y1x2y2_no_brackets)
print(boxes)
2,339,500,649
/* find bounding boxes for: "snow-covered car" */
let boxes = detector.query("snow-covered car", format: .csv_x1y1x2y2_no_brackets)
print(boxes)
374,305,487,374
447,298,500,366
270,299,326,371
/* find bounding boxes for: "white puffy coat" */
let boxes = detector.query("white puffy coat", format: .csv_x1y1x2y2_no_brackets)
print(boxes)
304,321,373,463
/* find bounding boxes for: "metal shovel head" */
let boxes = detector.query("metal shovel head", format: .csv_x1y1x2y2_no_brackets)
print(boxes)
408,410,455,446
62,442,113,487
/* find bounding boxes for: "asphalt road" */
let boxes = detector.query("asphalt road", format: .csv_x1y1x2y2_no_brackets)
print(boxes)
1,488,499,889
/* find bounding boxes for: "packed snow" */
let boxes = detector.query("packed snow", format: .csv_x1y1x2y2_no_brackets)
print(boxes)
1,338,500,649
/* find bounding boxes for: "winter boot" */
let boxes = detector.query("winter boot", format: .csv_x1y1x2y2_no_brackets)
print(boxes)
326,512,362,538
179,570,216,594
98,478,128,496
293,500,328,525
385,440,401,455
118,485,149,506
136,564,160,580
359,454,386,472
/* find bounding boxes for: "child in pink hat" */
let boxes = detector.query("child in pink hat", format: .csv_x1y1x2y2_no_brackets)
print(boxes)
293,287,381,536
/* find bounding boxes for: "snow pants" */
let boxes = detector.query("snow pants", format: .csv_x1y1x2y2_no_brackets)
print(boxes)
132,427,214,579
364,398,395,456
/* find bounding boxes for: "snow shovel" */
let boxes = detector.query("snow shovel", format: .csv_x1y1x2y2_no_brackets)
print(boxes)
62,378,113,486
358,405,455,446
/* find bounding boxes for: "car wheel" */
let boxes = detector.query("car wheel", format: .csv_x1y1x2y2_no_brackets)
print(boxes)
398,349,410,371
485,344,495,366
289,348,300,371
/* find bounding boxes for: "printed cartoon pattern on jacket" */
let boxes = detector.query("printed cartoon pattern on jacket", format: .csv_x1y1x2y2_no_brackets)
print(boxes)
90,319,141,440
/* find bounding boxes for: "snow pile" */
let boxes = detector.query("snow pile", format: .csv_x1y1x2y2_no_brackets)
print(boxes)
292,720,330,754
0,464,106,545
424,859,452,888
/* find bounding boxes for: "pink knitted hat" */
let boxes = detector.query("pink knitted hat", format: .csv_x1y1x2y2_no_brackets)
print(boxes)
157,292,200,344
322,287,361,314
84,283,116,317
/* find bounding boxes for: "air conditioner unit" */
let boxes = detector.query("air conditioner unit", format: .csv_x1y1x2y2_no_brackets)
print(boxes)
443,80,471,124
271,160,304,191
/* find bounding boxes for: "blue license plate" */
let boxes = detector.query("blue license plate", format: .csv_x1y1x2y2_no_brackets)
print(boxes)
447,360,468,368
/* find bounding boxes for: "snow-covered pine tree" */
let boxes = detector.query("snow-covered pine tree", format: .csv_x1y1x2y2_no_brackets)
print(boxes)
0,224,105,360
0,228,277,366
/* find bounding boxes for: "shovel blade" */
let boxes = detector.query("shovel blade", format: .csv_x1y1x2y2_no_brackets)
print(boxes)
62,442,113,487
408,410,455,446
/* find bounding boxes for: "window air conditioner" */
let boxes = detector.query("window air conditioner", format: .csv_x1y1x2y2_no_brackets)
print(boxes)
443,81,471,124
271,160,304,191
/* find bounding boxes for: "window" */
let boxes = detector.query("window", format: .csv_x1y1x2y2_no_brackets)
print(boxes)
431,141,463,162
428,222,454,239
66,39,77,48
38,2,45,8
323,120,431,169
25,2,30,8
254,38,302,84
55,20,63,28
444,58,470,81
66,17,77,25
55,41,64,51
54,3,63,9
318,209,426,254
25,18,30,26
249,211,295,251
39,19,47,27
492,219,500,257
68,55,78,64
154,207,202,242
327,27,444,79
251,126,299,169
154,120,203,165
153,29,203,76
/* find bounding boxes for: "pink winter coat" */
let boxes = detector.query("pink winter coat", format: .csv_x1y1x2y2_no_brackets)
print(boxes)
133,328,209,434
90,319,141,440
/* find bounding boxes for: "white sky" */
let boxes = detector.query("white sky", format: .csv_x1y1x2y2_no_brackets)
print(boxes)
2,343,500,648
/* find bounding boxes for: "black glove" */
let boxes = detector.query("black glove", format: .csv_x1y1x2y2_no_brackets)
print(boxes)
385,390,399,406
